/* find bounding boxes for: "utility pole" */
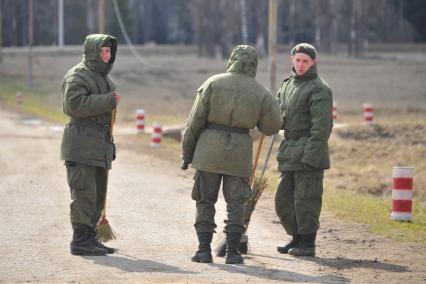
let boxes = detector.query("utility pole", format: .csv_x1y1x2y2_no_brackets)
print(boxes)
268,0,277,94
58,0,64,47
98,0,105,34
240,0,248,43
259,0,279,178
28,0,33,87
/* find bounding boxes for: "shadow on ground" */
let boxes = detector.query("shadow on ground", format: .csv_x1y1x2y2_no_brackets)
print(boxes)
210,262,349,283
306,256,411,272
84,253,196,275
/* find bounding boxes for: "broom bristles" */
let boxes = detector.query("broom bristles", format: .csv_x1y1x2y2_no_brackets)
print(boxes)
244,175,268,226
96,217,117,243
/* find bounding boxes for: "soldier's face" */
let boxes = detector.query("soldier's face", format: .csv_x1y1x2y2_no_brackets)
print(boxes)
100,47,111,63
291,53,315,75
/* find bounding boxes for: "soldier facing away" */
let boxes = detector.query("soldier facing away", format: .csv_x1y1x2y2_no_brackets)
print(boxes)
61,34,120,256
181,45,282,264
275,43,333,256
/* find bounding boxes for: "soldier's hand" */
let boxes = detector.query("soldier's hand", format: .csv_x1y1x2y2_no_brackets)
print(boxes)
180,160,189,170
113,92,120,104
303,163,316,172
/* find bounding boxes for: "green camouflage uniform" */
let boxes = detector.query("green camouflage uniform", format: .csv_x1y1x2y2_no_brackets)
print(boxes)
60,34,117,230
182,45,282,234
275,63,333,236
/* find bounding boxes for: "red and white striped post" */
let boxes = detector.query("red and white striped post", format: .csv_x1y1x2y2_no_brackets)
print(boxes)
150,123,162,147
363,103,373,124
16,91,23,105
332,101,337,121
136,109,145,134
391,167,414,222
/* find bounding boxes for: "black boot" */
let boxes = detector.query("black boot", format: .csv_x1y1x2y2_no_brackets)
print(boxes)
277,234,302,254
239,233,248,254
70,226,107,256
225,232,244,264
288,232,316,257
191,232,213,263
89,227,117,254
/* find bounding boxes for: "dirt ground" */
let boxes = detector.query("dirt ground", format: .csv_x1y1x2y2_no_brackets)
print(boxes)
1,108,425,283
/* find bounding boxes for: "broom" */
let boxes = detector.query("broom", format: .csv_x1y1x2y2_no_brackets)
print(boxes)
216,134,276,256
96,108,117,243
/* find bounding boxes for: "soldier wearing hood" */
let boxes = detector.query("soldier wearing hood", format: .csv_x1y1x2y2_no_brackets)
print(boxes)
61,34,120,256
181,45,282,264
275,43,333,257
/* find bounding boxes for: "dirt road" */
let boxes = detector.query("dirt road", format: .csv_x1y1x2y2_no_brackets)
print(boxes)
0,108,425,283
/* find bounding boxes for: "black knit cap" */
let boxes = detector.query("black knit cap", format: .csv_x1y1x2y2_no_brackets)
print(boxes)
291,43,317,59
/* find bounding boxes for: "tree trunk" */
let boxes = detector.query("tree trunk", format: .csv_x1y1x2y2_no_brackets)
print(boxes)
329,0,339,55
86,0,96,34
288,0,296,47
0,3,3,63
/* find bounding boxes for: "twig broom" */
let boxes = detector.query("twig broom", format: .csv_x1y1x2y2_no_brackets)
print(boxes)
96,108,117,243
216,134,277,256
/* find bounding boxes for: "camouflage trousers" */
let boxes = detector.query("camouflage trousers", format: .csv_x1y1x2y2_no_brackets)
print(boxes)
192,170,252,234
65,161,107,230
275,170,324,236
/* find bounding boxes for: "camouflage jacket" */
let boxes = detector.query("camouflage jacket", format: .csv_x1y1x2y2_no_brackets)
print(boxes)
276,65,333,172
182,45,282,177
60,34,117,169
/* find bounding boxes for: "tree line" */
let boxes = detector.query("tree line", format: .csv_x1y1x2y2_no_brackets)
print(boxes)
1,0,425,58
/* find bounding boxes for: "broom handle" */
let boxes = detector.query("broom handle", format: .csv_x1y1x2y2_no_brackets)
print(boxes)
259,134,277,179
101,108,116,218
250,134,265,187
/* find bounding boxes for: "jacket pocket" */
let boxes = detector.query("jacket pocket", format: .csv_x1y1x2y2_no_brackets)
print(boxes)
277,140,289,161
66,163,86,190
294,171,324,199
191,172,201,201
277,141,306,165
242,177,252,202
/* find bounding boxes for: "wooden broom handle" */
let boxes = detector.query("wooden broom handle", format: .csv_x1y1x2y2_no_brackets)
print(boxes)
101,108,116,218
250,134,265,187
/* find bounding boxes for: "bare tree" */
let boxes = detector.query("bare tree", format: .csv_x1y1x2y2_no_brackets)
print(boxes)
0,1,7,63
86,0,97,34
348,0,364,57
313,0,340,54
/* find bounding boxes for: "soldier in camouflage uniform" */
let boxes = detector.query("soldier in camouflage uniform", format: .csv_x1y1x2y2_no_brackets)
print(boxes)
61,34,120,256
275,43,333,257
181,45,282,264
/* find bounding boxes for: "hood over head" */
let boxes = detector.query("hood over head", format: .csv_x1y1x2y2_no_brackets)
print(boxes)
226,45,258,78
82,34,117,75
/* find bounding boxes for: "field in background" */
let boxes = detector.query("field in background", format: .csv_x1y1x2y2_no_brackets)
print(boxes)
0,44,425,244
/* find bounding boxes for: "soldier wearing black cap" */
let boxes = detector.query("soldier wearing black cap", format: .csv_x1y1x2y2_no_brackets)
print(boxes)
274,43,333,256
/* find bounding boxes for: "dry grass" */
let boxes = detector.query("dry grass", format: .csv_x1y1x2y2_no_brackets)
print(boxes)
329,112,426,206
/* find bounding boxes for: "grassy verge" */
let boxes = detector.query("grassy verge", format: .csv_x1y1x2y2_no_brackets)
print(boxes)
262,173,426,245
0,76,67,123
323,188,426,245
0,75,187,126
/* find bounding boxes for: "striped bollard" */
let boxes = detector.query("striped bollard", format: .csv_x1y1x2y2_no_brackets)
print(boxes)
391,167,414,222
150,123,162,147
16,91,23,105
363,103,373,124
332,102,337,121
136,109,145,134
